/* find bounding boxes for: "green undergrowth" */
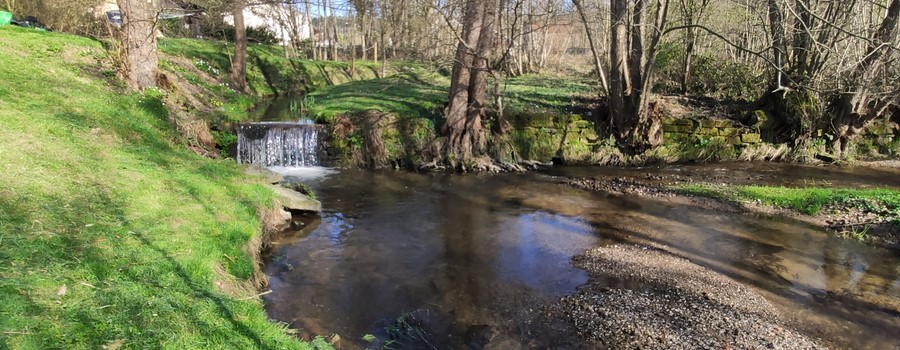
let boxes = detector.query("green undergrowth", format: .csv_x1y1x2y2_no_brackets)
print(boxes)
0,26,328,349
676,183,900,216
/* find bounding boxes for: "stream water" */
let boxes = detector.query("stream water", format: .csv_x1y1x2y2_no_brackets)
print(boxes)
263,163,900,349
241,96,900,348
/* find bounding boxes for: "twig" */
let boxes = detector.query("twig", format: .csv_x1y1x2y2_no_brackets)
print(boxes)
239,290,273,300
1,331,32,335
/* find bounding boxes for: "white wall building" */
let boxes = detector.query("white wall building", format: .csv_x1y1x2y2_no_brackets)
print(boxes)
224,4,311,46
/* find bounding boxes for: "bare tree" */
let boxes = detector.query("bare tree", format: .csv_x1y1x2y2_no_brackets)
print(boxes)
830,0,900,156
675,0,711,94
572,0,609,95
608,0,670,153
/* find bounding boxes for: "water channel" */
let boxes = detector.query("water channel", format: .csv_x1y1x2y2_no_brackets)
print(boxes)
262,164,900,349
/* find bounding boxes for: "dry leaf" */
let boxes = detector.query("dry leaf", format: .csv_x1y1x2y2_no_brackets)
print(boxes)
103,339,126,350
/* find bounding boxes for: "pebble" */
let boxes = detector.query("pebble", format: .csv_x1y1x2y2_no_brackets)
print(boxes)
550,245,824,350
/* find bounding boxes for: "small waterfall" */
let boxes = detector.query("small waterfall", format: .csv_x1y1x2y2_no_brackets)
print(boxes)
236,121,324,167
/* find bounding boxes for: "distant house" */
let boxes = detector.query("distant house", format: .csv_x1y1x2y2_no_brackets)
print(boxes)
224,4,311,46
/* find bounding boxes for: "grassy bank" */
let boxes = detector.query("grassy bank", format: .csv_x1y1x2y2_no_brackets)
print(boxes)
158,38,401,122
0,27,327,349
676,184,900,217
305,72,596,123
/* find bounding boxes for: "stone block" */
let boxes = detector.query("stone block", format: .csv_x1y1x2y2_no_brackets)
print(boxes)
719,128,739,137
663,124,681,133
741,133,761,143
713,120,733,128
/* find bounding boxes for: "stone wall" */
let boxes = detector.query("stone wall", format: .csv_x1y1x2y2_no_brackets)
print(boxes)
324,111,898,168
661,118,761,146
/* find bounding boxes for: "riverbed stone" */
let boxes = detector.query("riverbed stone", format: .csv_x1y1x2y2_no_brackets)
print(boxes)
244,164,284,184
556,245,823,350
269,185,322,212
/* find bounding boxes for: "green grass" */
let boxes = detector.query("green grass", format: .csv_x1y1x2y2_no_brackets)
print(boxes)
675,183,900,216
304,72,596,123
0,26,329,349
501,75,596,114
159,38,400,97
306,69,449,123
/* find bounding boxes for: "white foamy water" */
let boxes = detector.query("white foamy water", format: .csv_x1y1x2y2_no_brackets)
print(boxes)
267,166,338,182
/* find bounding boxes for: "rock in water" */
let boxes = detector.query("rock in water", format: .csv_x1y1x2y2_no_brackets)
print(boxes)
269,185,321,212
244,164,284,184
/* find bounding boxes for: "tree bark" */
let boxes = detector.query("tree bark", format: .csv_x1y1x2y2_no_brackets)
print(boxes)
230,3,248,92
118,0,159,90
608,0,667,154
443,0,490,168
766,0,787,89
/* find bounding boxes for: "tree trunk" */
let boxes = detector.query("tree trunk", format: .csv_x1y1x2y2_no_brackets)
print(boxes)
680,30,694,94
608,0,667,154
303,0,315,60
230,4,248,92
328,0,339,60
118,0,158,90
443,0,489,168
766,0,787,89
467,0,497,125
572,0,608,95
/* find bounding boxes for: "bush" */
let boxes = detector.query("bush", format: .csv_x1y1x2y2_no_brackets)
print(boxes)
2,0,105,35
201,16,279,45
654,41,764,101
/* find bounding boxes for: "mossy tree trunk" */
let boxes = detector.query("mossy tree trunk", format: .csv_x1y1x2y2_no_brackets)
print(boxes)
118,0,159,90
